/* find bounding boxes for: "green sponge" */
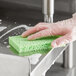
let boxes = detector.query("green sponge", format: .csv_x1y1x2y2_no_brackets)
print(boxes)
9,35,60,56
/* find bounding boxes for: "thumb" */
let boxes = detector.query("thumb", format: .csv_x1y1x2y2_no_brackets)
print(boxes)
51,33,72,48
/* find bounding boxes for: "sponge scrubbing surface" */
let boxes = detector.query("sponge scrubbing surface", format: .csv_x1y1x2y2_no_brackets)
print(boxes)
9,35,60,56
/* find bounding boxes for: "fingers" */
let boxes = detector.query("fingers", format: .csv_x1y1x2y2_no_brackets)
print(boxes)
27,29,52,40
22,18,74,41
51,33,72,48
22,27,37,37
21,19,73,38
27,24,70,40
21,22,50,37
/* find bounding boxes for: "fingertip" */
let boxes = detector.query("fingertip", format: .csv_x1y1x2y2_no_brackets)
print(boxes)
21,31,28,37
27,36,34,40
51,41,58,48
21,34,25,37
21,33,24,37
27,37,31,40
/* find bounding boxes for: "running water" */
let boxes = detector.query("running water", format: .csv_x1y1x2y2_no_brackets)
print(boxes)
0,25,31,39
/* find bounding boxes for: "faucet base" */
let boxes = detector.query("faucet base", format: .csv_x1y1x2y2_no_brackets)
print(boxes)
44,14,53,23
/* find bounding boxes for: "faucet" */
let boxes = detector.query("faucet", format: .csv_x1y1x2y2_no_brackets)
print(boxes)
42,0,73,69
42,0,54,23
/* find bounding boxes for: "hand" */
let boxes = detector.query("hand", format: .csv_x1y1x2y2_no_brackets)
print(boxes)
21,15,76,47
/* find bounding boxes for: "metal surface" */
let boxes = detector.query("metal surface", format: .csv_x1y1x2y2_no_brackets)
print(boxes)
0,25,67,76
0,25,73,76
63,43,73,69
0,26,31,76
0,6,75,76
42,0,54,23
31,46,68,76
0,50,30,76
46,63,76,76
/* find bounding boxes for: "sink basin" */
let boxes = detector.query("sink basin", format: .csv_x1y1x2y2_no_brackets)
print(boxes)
0,7,74,76
0,25,30,76
0,25,48,76
0,25,28,55
0,25,67,76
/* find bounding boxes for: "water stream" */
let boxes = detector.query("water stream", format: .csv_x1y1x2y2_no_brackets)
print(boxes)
0,25,31,39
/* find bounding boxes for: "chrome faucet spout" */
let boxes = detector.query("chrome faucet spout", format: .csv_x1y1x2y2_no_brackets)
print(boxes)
42,0,54,23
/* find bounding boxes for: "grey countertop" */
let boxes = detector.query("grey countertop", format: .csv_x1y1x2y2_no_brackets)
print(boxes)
0,6,76,76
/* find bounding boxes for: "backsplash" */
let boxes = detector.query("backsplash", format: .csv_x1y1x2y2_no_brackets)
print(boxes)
0,0,76,13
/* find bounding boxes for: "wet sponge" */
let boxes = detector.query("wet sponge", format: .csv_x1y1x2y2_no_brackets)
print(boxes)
9,35,60,56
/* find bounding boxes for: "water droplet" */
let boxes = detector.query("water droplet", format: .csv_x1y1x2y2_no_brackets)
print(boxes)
29,24,31,26
7,45,10,48
0,19,2,22
14,22,17,24
0,19,2,23
4,42,7,44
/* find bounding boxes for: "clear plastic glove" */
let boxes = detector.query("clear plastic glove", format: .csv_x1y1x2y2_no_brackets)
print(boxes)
21,13,76,47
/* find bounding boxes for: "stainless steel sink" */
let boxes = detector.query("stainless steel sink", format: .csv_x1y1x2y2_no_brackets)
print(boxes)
0,7,76,76
0,25,71,76
0,25,30,76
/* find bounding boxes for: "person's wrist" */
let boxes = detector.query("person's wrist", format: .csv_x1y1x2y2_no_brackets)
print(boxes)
69,13,76,26
72,13,76,25
72,13,76,19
